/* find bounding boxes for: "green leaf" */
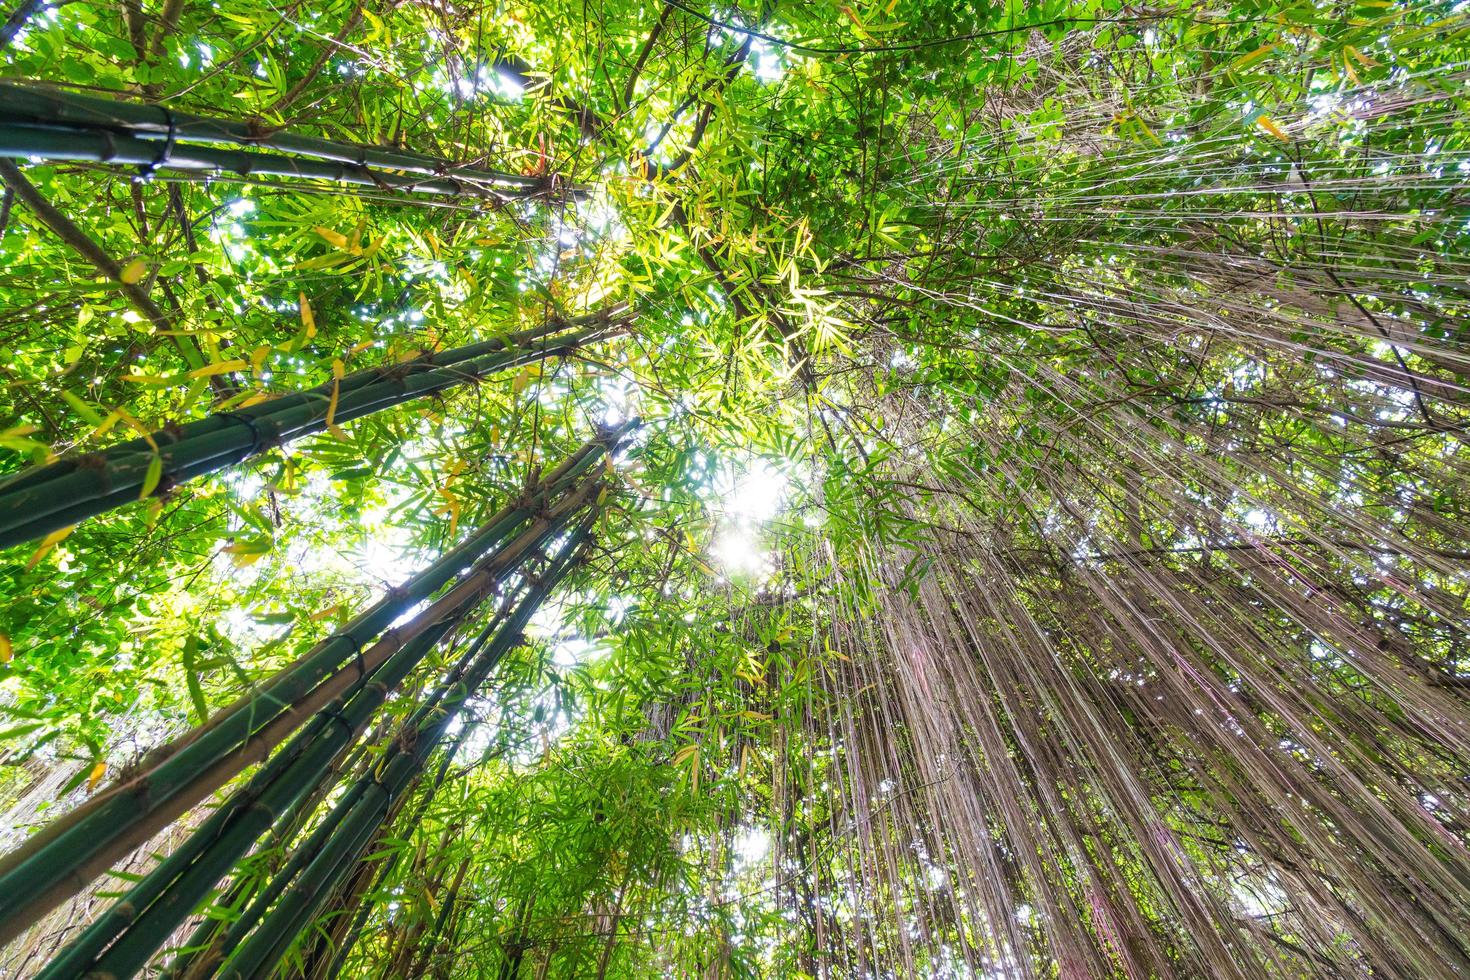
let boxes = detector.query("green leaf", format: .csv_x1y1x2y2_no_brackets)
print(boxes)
181,636,210,724
139,454,164,500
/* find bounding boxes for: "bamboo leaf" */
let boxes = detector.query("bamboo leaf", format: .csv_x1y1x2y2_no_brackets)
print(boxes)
1257,115,1291,141
139,453,163,500
312,226,350,249
326,359,347,440
187,359,248,379
59,390,104,426
181,636,209,724
1230,42,1276,71
300,292,316,338
118,258,147,284
26,525,76,571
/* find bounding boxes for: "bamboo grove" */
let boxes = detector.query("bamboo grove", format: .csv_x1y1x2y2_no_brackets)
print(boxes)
1,0,1469,977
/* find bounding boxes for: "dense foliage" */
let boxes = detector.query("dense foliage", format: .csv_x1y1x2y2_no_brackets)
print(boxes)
2,0,1469,976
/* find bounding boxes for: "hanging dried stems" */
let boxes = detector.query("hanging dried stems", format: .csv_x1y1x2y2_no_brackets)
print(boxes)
771,11,1470,977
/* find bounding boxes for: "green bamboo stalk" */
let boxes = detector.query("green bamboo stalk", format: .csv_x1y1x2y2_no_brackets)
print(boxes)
0,124,546,200
316,871,383,980
162,661,482,980
2,304,624,498
406,853,473,978
159,711,398,980
52,622,465,980
0,426,629,945
0,306,628,549
162,607,514,979
305,736,473,980
222,520,595,979
0,82,549,194
54,492,599,979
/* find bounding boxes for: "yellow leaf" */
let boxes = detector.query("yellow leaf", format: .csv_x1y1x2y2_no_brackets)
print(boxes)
86,760,107,792
838,5,872,40
1131,115,1163,146
0,634,11,664
310,604,344,622
119,258,147,285
223,537,272,567
90,410,123,440
114,407,158,451
300,293,316,338
312,226,349,249
26,524,75,571
122,374,172,385
1257,115,1290,141
1230,42,1275,72
293,252,353,272
1345,44,1378,68
326,359,347,440
187,359,248,379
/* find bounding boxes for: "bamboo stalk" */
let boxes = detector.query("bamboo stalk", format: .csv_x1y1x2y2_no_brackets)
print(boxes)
0,305,628,549
158,714,394,980
49,491,601,979
0,82,548,193
0,424,631,946
0,124,546,200
112,551,553,979
223,519,596,979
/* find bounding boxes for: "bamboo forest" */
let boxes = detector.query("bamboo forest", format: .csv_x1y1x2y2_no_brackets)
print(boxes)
1,0,1469,976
